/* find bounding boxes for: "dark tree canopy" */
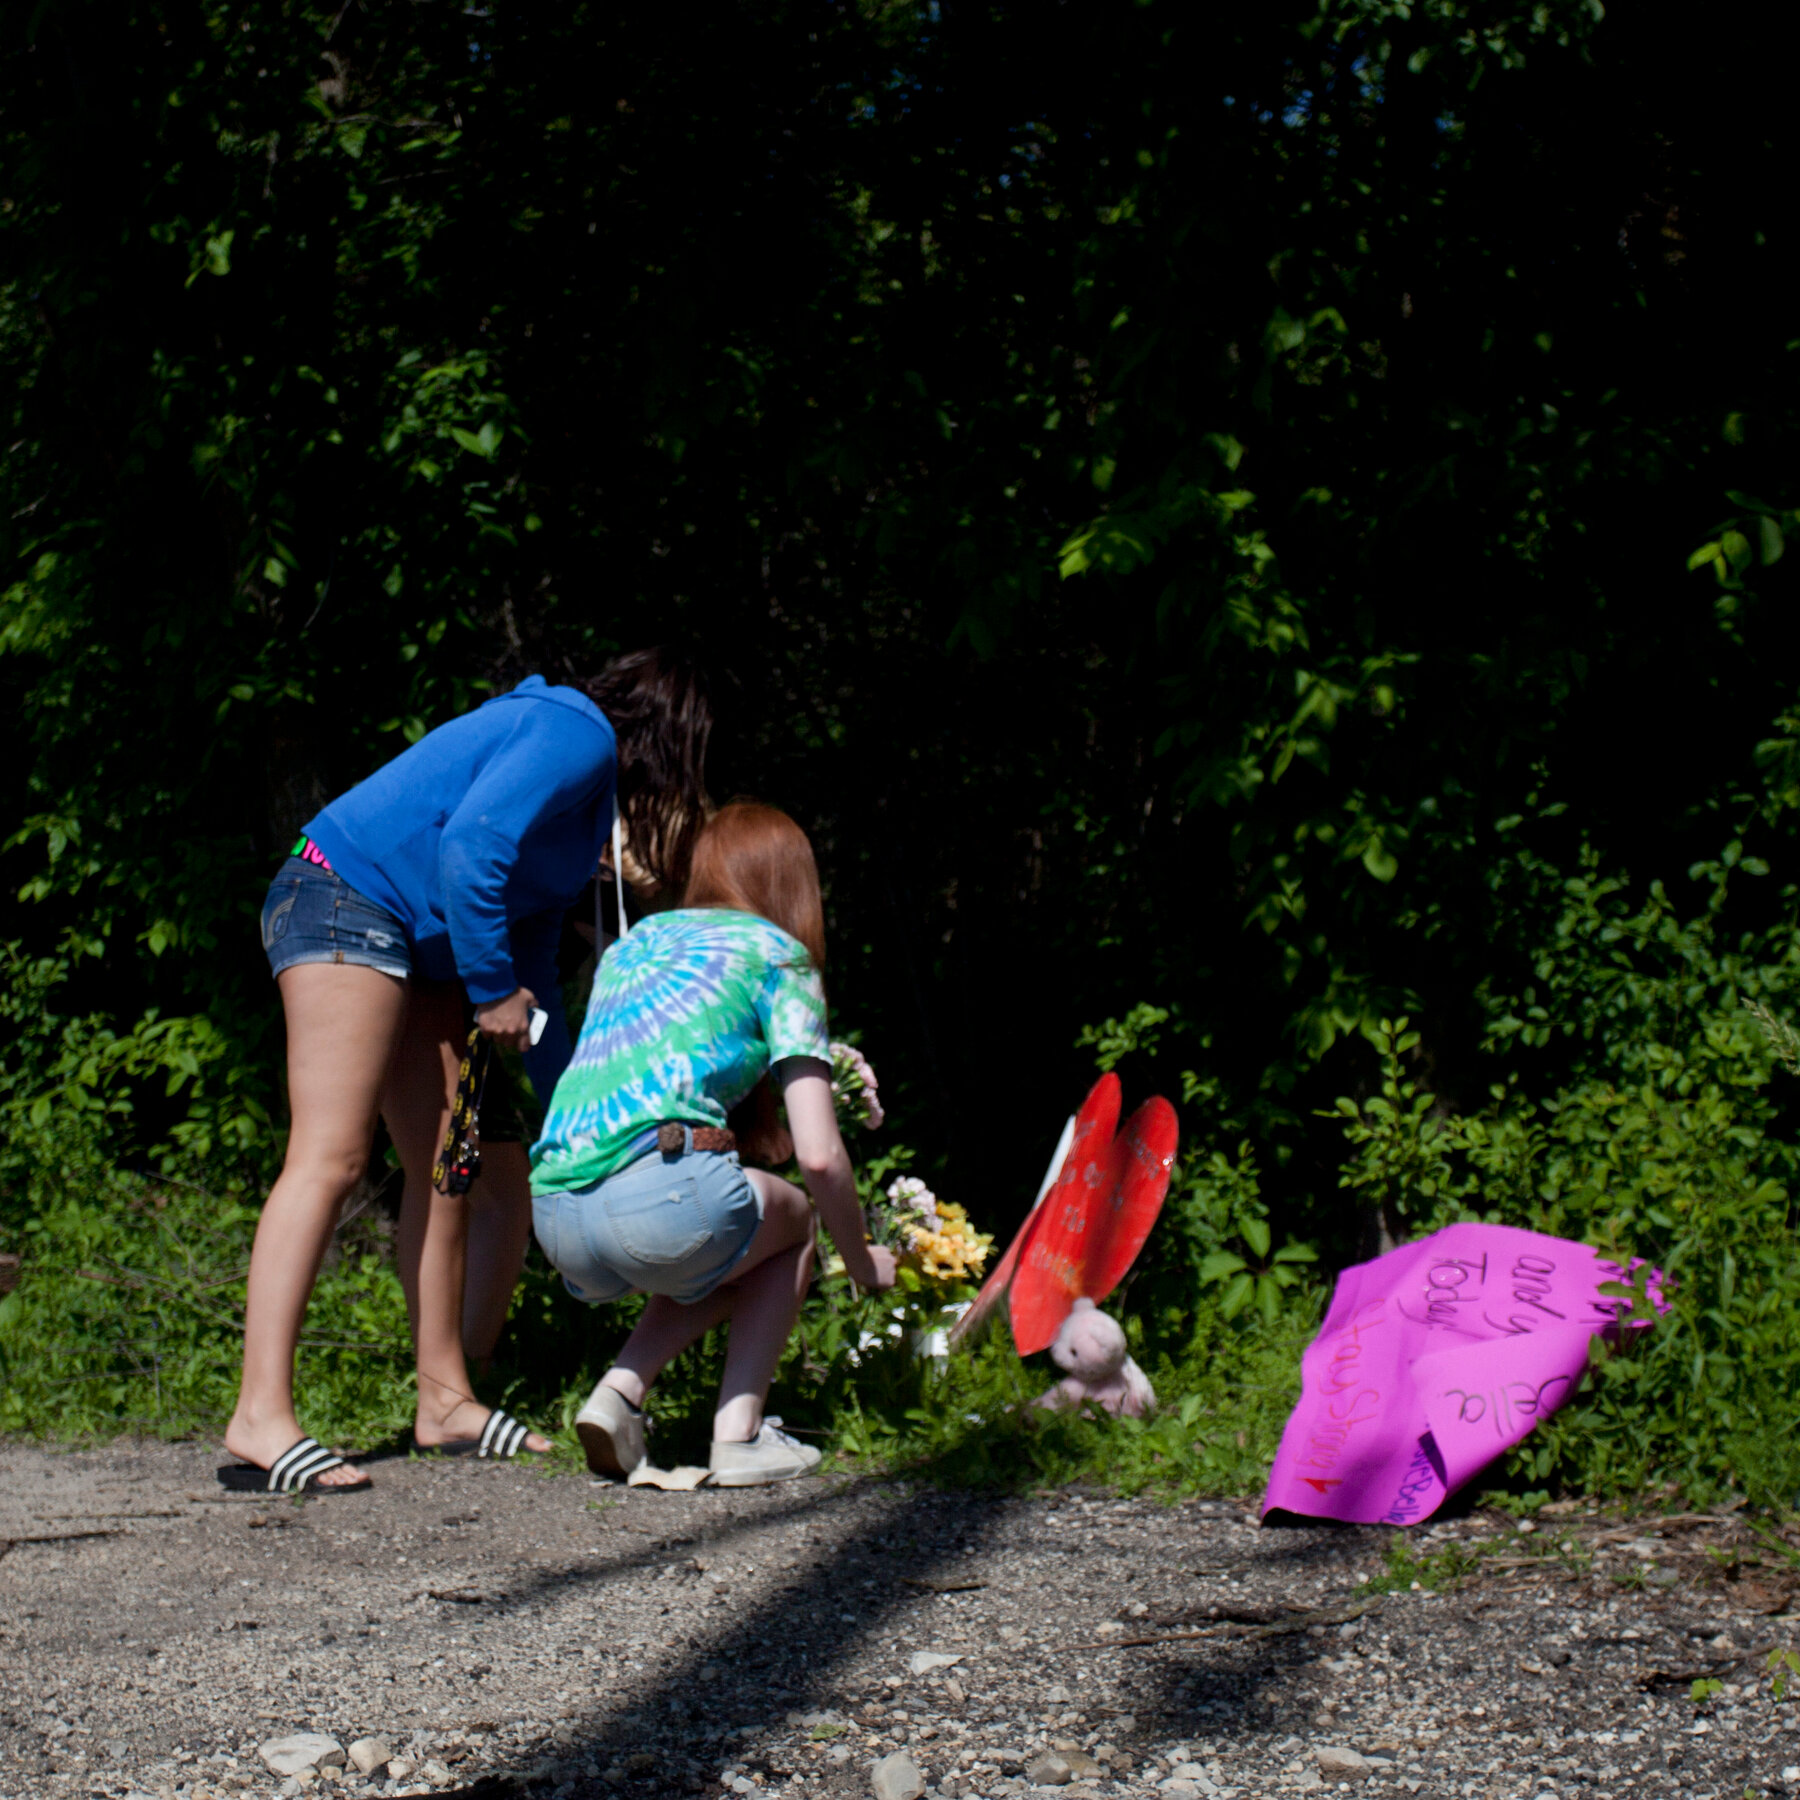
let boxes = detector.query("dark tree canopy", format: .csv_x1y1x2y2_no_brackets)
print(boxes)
5,0,1800,1231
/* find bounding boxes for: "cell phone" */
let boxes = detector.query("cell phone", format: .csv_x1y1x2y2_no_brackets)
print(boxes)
529,1007,548,1047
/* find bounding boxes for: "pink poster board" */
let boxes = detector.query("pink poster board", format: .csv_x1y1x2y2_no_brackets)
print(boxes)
1263,1224,1661,1527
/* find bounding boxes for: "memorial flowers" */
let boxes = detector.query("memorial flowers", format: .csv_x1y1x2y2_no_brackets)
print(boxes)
830,1040,885,1131
879,1175,994,1287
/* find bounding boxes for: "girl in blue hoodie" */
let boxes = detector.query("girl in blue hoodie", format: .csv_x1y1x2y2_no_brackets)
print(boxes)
220,649,711,1493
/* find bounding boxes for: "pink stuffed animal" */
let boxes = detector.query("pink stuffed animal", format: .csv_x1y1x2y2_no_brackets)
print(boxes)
1035,1298,1157,1418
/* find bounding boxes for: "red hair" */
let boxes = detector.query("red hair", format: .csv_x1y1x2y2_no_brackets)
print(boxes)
683,802,826,971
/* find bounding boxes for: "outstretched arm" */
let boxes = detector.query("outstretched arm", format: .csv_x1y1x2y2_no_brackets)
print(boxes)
776,1058,895,1291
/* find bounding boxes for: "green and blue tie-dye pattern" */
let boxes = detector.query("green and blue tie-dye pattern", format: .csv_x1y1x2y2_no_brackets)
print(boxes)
529,907,829,1195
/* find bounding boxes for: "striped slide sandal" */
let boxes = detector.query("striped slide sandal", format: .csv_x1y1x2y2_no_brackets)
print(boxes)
414,1408,540,1460
216,1436,372,1494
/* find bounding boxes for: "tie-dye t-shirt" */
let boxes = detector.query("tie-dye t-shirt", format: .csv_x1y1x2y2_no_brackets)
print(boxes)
529,907,829,1194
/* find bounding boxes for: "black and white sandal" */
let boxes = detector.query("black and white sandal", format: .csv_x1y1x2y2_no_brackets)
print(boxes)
216,1436,372,1494
415,1408,539,1460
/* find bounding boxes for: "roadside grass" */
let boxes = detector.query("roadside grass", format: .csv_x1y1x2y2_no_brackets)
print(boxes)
11,1127,1800,1519
0,1141,1315,1499
16,895,1800,1515
1354,1520,1599,1596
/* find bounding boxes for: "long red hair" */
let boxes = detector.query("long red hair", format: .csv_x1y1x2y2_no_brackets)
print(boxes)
686,803,826,1168
683,801,826,971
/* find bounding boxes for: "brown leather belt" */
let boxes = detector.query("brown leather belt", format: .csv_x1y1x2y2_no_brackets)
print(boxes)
656,1121,738,1156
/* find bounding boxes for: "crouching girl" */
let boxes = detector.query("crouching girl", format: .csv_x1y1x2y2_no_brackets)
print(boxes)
529,802,896,1485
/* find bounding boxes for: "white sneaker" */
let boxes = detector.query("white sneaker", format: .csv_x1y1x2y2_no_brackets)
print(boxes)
575,1382,647,1479
707,1417,822,1487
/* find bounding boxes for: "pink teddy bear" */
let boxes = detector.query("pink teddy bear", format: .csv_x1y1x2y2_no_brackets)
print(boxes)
1035,1298,1157,1418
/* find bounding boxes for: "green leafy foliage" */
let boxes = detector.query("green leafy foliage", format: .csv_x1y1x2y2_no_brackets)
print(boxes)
0,952,1317,1495
8,0,1800,1227
6,0,1800,1506
0,976,410,1441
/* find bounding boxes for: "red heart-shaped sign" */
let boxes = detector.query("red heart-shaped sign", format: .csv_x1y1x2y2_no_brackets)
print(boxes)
953,1077,1122,1346
952,1075,1179,1356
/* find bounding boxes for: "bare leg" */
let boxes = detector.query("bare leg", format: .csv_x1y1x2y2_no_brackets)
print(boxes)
383,982,550,1451
599,1168,815,1443
463,1141,533,1373
225,964,410,1485
712,1227,816,1443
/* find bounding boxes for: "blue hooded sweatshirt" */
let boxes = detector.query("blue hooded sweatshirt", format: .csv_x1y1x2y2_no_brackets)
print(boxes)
303,676,615,1096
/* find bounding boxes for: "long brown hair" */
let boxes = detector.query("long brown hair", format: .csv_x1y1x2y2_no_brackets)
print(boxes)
684,801,826,971
578,646,712,897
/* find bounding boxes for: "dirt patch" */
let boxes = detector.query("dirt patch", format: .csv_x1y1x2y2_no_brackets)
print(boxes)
2,1441,1794,1800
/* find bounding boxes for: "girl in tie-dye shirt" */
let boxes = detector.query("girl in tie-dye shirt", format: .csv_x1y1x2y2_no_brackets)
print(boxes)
530,803,896,1486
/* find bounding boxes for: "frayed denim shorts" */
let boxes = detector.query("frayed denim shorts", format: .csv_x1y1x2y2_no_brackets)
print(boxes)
532,1135,762,1306
261,857,412,982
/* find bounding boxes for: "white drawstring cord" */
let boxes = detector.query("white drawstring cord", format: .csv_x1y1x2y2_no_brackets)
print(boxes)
611,809,629,942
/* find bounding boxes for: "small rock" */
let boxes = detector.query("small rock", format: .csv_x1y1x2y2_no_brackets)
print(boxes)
1157,1783,1200,1800
420,1761,453,1787
1170,1764,1207,1780
944,1679,967,1706
826,1746,853,1767
260,1736,347,1778
1023,1752,1072,1787
627,1753,658,1776
910,1652,964,1677
387,1759,416,1781
731,1780,755,1795
1315,1746,1371,1783
873,1750,928,1800
1060,1752,1103,1780
1045,1686,1071,1706
348,1739,393,1777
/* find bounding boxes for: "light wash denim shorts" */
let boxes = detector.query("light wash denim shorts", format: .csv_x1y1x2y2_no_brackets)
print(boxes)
532,1134,762,1306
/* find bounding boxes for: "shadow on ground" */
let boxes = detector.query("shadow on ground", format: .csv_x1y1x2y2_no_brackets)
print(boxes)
407,1443,1393,1799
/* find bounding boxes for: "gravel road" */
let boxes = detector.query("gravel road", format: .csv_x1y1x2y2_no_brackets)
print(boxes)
3,1440,1795,1800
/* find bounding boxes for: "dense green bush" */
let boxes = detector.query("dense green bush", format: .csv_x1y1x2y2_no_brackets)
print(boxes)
6,819,1800,1509
0,942,1313,1488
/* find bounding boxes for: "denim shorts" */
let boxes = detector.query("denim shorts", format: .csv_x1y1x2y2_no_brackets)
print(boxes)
532,1137,762,1306
261,857,413,982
